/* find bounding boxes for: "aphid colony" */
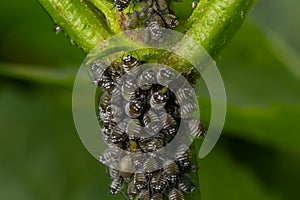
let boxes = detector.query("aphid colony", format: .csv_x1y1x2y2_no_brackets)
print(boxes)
90,53,205,199
115,0,179,40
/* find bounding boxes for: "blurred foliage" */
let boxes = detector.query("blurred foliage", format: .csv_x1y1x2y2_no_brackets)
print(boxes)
1,0,300,200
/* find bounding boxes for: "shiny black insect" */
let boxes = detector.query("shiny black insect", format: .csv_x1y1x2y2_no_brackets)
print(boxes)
99,110,110,126
119,156,134,182
163,160,179,183
99,91,111,111
122,55,140,76
102,104,123,124
108,124,127,144
138,189,150,200
156,0,170,14
134,171,148,190
139,137,164,153
95,76,116,93
110,177,124,195
93,51,206,198
122,77,138,101
129,87,147,107
150,90,168,110
109,166,120,180
99,147,124,165
101,132,113,147
169,188,185,200
157,67,176,86
151,172,167,193
179,102,196,119
128,180,138,200
101,121,116,136
143,111,164,134
176,87,195,105
126,118,142,140
90,60,106,79
175,145,192,169
187,119,206,138
178,173,195,193
108,61,124,85
110,86,123,103
143,157,158,177
165,103,181,120
148,14,165,41
125,11,140,30
130,150,144,171
162,14,179,28
137,69,156,90
113,0,179,42
152,132,166,145
125,99,144,118
161,114,178,139
114,0,130,12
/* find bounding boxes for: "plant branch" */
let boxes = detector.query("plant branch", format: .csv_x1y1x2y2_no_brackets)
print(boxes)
87,0,122,33
37,0,113,53
185,0,258,56
37,0,257,57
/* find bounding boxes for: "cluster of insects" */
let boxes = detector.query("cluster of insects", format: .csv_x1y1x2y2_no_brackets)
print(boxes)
114,0,179,41
89,52,206,200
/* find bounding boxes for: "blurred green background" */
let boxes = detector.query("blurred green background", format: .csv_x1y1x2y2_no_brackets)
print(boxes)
1,0,300,200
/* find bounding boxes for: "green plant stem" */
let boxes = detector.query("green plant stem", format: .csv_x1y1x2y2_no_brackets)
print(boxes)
186,0,210,29
38,0,257,56
185,0,258,56
193,0,211,19
162,0,258,82
87,0,122,33
37,0,113,53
